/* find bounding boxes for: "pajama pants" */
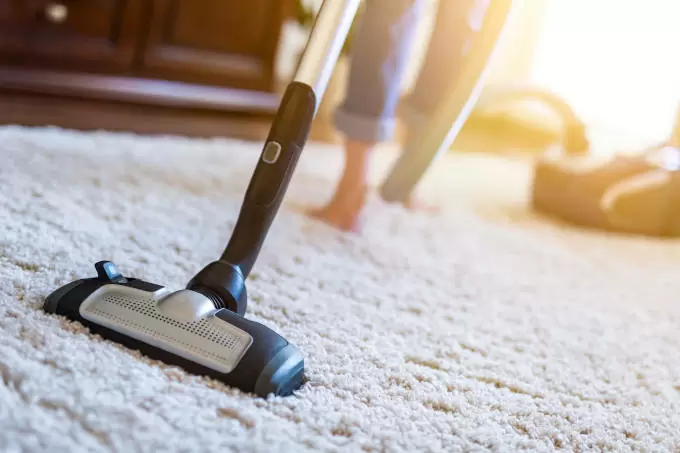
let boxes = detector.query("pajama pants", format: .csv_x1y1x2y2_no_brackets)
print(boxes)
333,0,491,143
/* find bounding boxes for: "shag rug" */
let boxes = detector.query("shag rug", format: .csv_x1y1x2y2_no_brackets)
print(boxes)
2,125,680,453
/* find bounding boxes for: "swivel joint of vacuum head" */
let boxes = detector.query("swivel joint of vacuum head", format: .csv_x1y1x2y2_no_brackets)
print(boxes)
186,260,248,315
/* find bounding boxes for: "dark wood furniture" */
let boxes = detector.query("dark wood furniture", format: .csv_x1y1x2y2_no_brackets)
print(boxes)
0,0,294,139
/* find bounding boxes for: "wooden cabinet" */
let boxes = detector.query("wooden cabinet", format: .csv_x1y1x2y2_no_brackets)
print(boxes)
0,0,293,121
0,0,145,71
140,0,286,91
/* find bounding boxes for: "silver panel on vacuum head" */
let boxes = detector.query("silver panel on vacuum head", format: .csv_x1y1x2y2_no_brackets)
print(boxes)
79,285,253,374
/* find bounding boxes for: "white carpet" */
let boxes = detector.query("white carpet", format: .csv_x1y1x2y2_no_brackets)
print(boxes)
2,125,680,453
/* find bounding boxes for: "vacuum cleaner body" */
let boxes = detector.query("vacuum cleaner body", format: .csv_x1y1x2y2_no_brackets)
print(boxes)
531,146,680,237
46,261,304,396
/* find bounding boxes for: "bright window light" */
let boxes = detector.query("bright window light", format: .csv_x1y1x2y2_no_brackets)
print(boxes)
529,0,680,147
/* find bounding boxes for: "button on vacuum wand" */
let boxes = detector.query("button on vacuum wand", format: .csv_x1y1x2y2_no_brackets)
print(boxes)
261,141,282,164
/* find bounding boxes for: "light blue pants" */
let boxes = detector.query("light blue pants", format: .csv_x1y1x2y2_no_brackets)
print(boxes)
334,0,491,143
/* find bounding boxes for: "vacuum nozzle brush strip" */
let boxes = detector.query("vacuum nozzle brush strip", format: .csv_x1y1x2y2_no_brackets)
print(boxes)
43,0,362,397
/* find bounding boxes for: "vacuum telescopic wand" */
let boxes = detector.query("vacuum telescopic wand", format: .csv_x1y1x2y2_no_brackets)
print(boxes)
294,0,361,114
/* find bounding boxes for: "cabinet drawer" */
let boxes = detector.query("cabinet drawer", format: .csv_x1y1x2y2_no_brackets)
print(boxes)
138,0,288,91
0,0,145,72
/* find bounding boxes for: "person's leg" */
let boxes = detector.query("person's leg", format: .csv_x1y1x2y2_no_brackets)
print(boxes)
309,0,426,231
380,0,494,206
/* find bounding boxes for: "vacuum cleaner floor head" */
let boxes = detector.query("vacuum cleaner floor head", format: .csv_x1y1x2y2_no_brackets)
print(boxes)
46,261,305,397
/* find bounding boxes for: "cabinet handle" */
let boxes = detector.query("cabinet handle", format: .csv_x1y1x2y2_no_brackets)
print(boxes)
44,2,68,24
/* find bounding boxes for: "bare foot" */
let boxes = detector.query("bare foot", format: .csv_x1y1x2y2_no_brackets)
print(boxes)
308,183,367,232
307,139,374,232
401,195,440,213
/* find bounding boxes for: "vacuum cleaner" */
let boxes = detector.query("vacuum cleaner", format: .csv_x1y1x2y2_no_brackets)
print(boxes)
531,140,680,237
531,100,680,237
43,0,362,398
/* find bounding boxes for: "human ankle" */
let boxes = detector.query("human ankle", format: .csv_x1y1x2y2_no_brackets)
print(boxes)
340,139,374,187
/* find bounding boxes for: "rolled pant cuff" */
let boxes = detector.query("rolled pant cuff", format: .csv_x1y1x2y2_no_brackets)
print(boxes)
333,108,397,143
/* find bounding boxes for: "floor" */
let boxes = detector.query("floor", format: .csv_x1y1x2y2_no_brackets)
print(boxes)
0,92,276,142
1,125,680,452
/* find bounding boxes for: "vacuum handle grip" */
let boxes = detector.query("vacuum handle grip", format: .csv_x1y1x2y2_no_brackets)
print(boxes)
221,82,316,276
244,82,315,207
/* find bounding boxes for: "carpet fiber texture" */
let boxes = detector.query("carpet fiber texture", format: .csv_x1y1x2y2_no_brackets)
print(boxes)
2,126,680,453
